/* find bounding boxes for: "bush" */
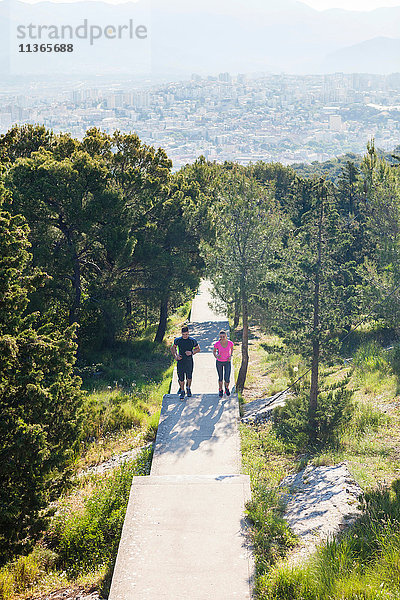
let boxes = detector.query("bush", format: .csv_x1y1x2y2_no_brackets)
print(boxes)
314,385,354,446
273,380,353,450
272,394,310,449
51,446,152,575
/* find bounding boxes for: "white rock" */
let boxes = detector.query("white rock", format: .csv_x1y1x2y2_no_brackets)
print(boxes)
281,462,363,564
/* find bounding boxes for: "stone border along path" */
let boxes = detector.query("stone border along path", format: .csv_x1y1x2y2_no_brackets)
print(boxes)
109,281,254,600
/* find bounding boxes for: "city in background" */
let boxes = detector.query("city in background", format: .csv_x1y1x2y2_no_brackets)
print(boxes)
2,71,400,168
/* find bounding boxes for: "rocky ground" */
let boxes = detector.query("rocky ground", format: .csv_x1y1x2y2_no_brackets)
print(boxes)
241,391,292,424
33,586,104,600
281,463,363,564
77,443,152,478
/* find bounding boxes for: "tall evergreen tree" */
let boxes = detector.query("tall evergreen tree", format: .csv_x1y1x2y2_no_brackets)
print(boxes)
261,178,358,416
0,177,82,559
7,149,125,332
359,141,400,328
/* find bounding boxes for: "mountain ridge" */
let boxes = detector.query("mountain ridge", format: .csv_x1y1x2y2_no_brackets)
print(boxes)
1,0,400,75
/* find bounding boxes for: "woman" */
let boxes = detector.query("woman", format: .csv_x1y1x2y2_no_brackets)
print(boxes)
213,329,234,397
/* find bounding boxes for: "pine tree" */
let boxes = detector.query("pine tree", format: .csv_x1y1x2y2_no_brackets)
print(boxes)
263,178,358,419
359,141,400,329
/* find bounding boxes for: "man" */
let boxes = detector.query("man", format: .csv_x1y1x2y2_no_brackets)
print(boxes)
171,326,200,399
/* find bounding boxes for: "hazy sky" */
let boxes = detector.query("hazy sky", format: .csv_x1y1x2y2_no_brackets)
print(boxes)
18,0,400,7
303,0,400,9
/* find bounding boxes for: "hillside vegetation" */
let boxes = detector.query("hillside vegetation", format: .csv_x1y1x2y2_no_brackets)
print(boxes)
2,124,400,598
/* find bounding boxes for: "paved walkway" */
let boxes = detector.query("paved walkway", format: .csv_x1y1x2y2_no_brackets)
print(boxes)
109,281,253,599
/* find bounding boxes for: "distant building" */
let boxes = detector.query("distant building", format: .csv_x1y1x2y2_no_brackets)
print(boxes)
219,72,232,83
329,114,343,131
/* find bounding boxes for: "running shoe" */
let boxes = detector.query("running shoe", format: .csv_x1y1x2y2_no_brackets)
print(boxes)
186,387,192,397
219,389,223,398
179,389,185,400
225,387,231,396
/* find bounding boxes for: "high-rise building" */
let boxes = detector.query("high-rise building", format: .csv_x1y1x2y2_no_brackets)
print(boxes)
218,72,231,83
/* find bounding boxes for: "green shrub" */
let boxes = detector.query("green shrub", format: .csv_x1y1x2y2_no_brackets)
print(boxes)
273,381,353,450
273,394,310,449
313,385,354,446
51,446,152,575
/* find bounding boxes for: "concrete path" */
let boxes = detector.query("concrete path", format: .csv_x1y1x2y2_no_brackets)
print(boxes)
109,281,254,600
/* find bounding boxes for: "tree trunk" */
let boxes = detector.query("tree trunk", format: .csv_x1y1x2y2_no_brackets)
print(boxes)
154,295,169,343
236,280,248,393
310,338,320,415
309,195,324,416
233,293,240,330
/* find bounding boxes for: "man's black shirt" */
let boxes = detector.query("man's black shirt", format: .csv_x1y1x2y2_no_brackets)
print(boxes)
174,336,198,361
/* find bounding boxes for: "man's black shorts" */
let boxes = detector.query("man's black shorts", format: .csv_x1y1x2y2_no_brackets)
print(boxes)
177,359,193,380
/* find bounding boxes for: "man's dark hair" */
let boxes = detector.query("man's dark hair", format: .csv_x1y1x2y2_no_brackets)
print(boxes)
181,326,189,333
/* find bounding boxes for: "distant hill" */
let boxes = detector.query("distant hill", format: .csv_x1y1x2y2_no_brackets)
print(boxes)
291,148,400,183
2,0,400,76
322,37,400,74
